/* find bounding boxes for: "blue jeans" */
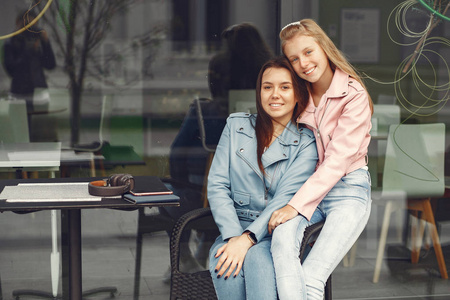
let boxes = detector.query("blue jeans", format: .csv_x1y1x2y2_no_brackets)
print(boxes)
271,168,372,300
209,235,277,300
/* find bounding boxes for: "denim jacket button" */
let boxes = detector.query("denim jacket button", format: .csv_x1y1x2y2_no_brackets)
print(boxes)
240,148,244,152
239,201,243,204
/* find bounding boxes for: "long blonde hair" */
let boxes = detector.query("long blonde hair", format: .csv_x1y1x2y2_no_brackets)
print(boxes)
280,19,373,113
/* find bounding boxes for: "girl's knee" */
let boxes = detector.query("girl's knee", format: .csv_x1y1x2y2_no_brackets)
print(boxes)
271,242,298,260
271,224,303,257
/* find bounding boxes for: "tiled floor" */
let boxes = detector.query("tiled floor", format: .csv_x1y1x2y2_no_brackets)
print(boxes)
0,203,449,300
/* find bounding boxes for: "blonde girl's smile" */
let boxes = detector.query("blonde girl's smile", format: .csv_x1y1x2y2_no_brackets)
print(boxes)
304,67,315,75
284,35,333,86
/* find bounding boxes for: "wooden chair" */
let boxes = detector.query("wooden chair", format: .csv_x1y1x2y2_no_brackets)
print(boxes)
169,207,332,300
372,123,448,283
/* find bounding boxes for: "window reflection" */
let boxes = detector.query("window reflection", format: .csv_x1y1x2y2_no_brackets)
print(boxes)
0,1,449,299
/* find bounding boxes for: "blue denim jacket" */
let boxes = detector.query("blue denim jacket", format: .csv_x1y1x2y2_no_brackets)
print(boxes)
208,112,318,242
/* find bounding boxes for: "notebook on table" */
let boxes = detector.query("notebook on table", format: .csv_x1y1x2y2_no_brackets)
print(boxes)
123,193,179,204
124,176,178,204
130,176,173,196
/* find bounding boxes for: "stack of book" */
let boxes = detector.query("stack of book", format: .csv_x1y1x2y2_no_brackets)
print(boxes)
123,176,179,204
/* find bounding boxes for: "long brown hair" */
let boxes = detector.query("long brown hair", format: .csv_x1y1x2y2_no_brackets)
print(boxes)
255,56,309,174
280,19,373,113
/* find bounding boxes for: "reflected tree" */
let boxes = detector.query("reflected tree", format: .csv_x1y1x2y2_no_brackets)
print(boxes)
35,0,135,146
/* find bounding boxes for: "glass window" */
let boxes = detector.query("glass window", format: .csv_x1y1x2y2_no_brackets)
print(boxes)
0,0,449,299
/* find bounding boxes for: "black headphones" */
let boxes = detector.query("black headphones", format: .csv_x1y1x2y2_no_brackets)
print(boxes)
88,174,135,197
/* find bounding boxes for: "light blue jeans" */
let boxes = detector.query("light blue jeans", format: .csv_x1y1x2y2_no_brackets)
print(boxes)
271,168,372,300
209,235,277,300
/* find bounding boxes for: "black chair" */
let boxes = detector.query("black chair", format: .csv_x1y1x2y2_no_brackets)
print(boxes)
170,207,332,300
133,206,176,300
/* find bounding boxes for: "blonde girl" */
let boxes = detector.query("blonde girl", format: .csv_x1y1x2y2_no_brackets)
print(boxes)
269,19,373,300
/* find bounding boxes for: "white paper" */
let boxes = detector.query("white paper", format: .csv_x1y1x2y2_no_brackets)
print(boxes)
1,182,103,202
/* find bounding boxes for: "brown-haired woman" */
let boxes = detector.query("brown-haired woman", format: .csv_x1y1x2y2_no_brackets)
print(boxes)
207,56,317,299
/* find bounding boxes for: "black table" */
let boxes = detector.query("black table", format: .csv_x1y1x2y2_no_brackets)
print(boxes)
0,177,179,300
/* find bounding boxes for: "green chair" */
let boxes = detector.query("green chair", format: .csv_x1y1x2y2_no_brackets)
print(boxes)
372,123,448,283
371,104,401,137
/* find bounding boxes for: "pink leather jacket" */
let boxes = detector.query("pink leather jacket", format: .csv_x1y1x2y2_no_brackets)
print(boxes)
288,68,372,220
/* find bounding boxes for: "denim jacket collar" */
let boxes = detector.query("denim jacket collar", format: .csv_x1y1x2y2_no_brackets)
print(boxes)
236,117,301,170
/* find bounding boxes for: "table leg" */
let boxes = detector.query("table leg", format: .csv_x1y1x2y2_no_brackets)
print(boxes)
61,209,82,300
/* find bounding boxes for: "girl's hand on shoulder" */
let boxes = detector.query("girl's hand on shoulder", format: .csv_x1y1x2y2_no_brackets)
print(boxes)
268,205,298,234
214,233,253,280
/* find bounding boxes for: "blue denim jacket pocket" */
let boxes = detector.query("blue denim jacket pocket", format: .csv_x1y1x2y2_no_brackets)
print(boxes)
234,191,251,206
